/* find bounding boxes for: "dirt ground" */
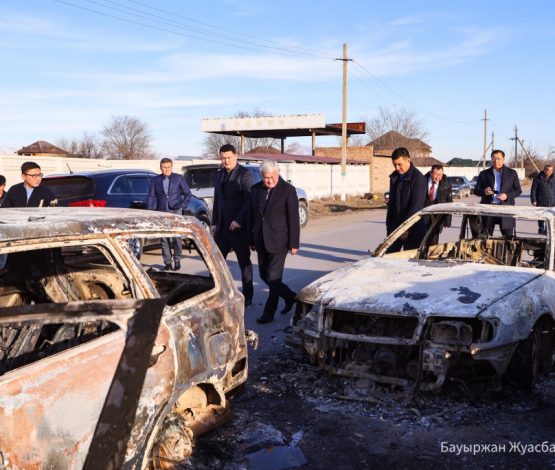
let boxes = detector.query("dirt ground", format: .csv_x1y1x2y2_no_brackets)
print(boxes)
191,345,555,469
309,195,385,219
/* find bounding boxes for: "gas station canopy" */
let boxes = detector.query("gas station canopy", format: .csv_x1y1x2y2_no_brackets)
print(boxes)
201,113,366,154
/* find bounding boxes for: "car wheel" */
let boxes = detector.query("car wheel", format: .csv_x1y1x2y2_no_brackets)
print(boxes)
299,201,309,228
127,237,144,259
504,325,541,390
196,213,211,232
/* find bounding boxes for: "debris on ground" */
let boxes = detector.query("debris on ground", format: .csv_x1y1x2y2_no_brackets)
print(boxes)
192,348,555,468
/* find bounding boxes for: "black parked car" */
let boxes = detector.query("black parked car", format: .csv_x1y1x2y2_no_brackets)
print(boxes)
42,169,211,256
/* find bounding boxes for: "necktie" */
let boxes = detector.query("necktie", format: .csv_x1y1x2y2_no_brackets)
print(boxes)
428,182,435,202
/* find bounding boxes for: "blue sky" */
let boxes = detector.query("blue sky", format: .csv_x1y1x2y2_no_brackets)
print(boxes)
1,0,554,161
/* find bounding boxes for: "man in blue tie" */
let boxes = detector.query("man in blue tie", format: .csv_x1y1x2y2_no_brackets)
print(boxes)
474,150,521,237
147,158,192,270
423,164,452,245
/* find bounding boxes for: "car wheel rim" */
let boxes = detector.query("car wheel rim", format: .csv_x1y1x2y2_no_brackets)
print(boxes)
127,237,141,258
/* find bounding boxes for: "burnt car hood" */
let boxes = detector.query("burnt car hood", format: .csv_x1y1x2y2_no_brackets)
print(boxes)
297,257,544,318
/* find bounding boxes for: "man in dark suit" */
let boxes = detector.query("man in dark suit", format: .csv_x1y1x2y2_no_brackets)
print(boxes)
530,164,555,234
2,161,55,208
211,144,255,306
147,158,192,270
0,175,6,207
423,164,452,245
386,147,427,252
474,149,522,236
249,160,300,324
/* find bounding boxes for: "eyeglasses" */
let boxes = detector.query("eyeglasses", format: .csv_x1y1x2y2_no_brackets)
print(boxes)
25,173,43,178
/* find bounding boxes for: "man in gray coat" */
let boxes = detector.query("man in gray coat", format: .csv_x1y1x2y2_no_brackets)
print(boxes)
530,164,555,234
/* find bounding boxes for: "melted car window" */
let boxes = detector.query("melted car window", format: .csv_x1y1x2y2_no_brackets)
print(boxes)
419,214,548,269
135,235,215,306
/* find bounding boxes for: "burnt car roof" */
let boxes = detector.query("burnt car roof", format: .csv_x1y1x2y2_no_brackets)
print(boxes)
422,202,555,219
0,207,195,241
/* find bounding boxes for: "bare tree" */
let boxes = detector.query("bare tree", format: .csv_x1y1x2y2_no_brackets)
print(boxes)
102,116,154,160
509,143,545,177
56,133,106,158
56,137,79,156
285,142,310,155
79,132,106,159
364,106,429,144
202,109,277,158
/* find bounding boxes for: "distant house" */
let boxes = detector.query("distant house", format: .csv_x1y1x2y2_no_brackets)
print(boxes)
446,157,481,167
17,141,67,157
367,131,432,159
411,156,446,167
246,146,281,154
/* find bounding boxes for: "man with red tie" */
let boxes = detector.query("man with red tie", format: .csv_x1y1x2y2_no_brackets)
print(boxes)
423,164,452,245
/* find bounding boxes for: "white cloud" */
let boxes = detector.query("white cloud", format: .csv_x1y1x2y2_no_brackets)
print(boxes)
352,28,501,77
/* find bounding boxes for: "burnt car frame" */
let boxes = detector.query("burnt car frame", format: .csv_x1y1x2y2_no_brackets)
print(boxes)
291,203,555,392
0,208,249,468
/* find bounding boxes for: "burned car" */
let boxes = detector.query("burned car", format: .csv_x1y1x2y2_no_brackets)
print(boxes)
0,208,249,468
291,203,555,392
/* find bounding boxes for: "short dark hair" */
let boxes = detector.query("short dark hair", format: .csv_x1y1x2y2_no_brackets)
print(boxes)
160,157,173,165
491,149,505,159
219,144,237,154
21,161,40,174
0,175,5,186
391,147,410,160
431,164,444,172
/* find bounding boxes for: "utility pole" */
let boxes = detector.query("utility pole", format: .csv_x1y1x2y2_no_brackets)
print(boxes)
510,125,519,167
481,109,489,169
335,43,352,202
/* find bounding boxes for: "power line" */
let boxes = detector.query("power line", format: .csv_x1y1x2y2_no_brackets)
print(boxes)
123,0,329,58
53,0,334,59
85,0,327,58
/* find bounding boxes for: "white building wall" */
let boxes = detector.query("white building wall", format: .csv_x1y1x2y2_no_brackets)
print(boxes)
0,154,372,199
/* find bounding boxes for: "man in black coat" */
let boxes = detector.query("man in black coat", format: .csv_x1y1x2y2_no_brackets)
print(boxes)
0,175,6,207
423,164,452,245
211,144,255,306
386,147,427,252
530,164,555,234
2,161,55,208
474,149,522,236
249,160,300,324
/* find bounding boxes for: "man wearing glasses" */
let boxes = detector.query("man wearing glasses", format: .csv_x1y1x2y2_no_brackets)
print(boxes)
2,161,55,208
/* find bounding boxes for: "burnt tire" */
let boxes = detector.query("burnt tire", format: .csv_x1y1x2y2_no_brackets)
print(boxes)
504,326,542,390
299,201,309,228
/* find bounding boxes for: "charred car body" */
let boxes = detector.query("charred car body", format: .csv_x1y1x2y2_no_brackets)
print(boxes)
0,208,249,468
291,203,555,392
